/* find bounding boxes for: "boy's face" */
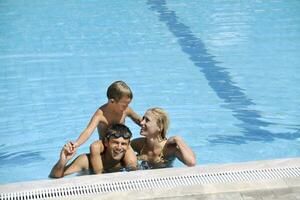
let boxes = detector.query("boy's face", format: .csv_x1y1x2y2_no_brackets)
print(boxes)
105,137,130,161
114,96,131,112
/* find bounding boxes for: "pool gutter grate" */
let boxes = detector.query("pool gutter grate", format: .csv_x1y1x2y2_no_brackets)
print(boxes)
1,166,299,200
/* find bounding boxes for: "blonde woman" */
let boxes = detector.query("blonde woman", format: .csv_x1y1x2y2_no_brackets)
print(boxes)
131,108,196,169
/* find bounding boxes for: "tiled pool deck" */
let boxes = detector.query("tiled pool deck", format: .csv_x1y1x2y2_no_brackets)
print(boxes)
1,157,299,200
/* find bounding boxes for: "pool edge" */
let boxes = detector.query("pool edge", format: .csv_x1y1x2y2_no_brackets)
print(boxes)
1,157,299,199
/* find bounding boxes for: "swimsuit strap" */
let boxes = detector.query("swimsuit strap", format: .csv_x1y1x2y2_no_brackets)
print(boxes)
138,139,172,164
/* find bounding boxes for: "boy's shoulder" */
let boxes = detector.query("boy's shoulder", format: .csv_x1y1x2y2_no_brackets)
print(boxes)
95,107,104,115
93,107,106,120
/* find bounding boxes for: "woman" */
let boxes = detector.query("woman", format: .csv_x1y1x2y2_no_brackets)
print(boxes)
131,108,196,169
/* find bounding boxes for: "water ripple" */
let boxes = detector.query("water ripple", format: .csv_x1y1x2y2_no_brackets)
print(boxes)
147,0,300,144
0,149,45,167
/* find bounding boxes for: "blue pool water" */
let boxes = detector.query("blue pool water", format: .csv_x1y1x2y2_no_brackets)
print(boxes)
0,0,299,184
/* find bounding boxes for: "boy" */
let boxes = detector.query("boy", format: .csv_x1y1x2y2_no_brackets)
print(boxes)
50,124,133,178
69,81,141,173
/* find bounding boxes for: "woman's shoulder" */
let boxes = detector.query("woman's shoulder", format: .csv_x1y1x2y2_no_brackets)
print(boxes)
162,137,178,156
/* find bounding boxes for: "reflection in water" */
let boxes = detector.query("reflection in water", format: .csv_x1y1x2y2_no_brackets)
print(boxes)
0,150,45,167
147,0,300,144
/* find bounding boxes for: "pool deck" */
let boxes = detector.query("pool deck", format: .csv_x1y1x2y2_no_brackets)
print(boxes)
1,157,299,200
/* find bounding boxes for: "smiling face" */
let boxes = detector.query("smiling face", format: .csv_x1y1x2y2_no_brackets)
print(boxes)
140,108,169,139
105,137,130,161
140,110,161,137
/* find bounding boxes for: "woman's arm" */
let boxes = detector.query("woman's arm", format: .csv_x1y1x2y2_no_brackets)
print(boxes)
166,136,196,167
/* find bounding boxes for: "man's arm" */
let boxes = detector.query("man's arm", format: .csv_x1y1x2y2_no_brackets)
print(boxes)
49,142,76,178
50,143,92,178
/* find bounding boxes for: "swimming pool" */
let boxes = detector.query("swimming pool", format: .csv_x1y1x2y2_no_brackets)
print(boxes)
0,0,299,184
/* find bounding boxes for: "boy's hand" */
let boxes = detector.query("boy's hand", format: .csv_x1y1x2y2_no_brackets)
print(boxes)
68,141,78,153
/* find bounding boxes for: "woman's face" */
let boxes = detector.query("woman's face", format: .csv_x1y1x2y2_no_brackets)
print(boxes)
140,111,161,137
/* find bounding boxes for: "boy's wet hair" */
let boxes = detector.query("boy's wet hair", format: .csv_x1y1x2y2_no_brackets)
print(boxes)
106,124,132,140
107,81,133,102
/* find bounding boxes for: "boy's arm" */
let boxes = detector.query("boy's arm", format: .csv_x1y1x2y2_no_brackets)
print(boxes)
123,146,138,171
127,107,142,126
166,136,196,167
126,138,145,170
74,110,103,148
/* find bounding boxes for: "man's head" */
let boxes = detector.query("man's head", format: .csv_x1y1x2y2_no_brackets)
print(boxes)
104,124,132,160
107,81,133,112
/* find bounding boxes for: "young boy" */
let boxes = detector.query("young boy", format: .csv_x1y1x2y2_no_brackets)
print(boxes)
69,81,141,173
50,124,134,178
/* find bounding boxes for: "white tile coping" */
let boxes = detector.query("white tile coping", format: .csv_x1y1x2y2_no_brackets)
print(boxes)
0,157,299,200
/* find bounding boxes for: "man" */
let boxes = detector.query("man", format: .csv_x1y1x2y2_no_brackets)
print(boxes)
69,80,141,173
49,124,133,178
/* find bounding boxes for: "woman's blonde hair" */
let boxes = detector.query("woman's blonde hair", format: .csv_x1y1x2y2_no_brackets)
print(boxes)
148,108,169,139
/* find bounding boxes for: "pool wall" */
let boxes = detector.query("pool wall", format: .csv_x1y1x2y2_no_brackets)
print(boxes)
1,157,299,200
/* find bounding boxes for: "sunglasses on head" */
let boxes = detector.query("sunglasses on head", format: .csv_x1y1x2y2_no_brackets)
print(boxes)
106,131,131,139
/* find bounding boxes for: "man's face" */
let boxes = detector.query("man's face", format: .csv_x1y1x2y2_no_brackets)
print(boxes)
106,137,130,160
